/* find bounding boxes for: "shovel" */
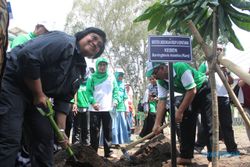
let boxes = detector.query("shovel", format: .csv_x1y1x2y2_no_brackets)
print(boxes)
36,99,92,167
121,123,169,160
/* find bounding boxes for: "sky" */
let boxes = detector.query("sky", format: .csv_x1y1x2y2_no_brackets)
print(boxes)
8,0,73,31
225,25,250,71
7,0,250,71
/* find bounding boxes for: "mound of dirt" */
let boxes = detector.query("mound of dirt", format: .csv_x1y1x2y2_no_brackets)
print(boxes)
116,134,177,167
54,144,115,167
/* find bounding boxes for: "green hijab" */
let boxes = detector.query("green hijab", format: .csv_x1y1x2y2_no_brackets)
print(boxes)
91,57,109,86
115,71,124,84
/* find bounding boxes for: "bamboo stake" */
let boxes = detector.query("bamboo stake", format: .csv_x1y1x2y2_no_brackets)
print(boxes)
218,55,250,85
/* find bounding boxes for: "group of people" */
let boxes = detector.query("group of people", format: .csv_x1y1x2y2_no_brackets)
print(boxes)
0,22,249,167
143,45,250,166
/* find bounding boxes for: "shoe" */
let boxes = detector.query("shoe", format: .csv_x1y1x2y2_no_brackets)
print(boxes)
177,157,192,165
115,144,120,149
105,151,118,159
194,146,204,154
223,150,240,157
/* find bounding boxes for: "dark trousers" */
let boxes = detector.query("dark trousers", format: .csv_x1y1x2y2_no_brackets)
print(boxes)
90,112,112,157
139,112,156,137
73,109,90,145
196,97,237,152
180,82,213,161
139,111,165,138
0,61,54,167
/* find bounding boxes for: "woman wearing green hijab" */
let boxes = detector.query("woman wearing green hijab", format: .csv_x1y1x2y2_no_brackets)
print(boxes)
86,57,119,158
112,70,130,145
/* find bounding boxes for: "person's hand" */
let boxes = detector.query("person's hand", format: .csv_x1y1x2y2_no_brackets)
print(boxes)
33,92,48,108
57,129,69,149
175,110,183,123
152,123,161,135
92,103,100,111
113,102,117,108
72,104,78,116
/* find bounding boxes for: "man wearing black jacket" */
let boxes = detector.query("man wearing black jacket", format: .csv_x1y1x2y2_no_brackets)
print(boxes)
0,27,106,167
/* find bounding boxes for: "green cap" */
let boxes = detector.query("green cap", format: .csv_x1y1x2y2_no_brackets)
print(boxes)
146,61,165,77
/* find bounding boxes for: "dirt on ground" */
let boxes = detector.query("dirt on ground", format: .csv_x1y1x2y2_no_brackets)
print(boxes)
54,125,250,167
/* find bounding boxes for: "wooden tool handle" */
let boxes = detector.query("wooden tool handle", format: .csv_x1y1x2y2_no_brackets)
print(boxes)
125,123,169,151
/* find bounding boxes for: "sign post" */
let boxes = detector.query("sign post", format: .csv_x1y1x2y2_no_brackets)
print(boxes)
148,35,192,167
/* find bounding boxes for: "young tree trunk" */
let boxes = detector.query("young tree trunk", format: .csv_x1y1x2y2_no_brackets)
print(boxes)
210,10,219,167
0,0,9,79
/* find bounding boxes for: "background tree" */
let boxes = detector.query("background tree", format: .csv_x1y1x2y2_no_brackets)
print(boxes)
134,0,250,166
0,0,9,83
65,0,155,101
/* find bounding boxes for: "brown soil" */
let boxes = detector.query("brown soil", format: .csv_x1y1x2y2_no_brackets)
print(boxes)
54,125,250,167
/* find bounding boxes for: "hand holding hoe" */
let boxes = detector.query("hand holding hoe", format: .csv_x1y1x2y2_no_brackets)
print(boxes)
37,99,92,167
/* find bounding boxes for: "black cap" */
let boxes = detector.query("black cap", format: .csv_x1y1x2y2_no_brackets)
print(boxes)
75,27,106,58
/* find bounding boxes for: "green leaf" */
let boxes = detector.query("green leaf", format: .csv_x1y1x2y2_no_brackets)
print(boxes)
184,9,197,21
207,0,219,6
201,1,208,8
167,15,180,31
134,2,162,22
147,10,165,31
230,16,250,31
171,0,196,7
218,6,228,36
193,8,208,24
194,0,204,9
228,0,250,10
198,15,213,41
156,14,169,34
224,15,244,51
226,4,250,22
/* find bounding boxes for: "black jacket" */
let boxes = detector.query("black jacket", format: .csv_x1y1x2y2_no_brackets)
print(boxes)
7,31,86,113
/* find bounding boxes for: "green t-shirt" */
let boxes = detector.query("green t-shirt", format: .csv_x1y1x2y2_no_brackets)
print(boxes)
71,84,89,108
198,62,207,74
173,62,207,93
149,101,157,113
116,82,128,112
10,32,36,49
